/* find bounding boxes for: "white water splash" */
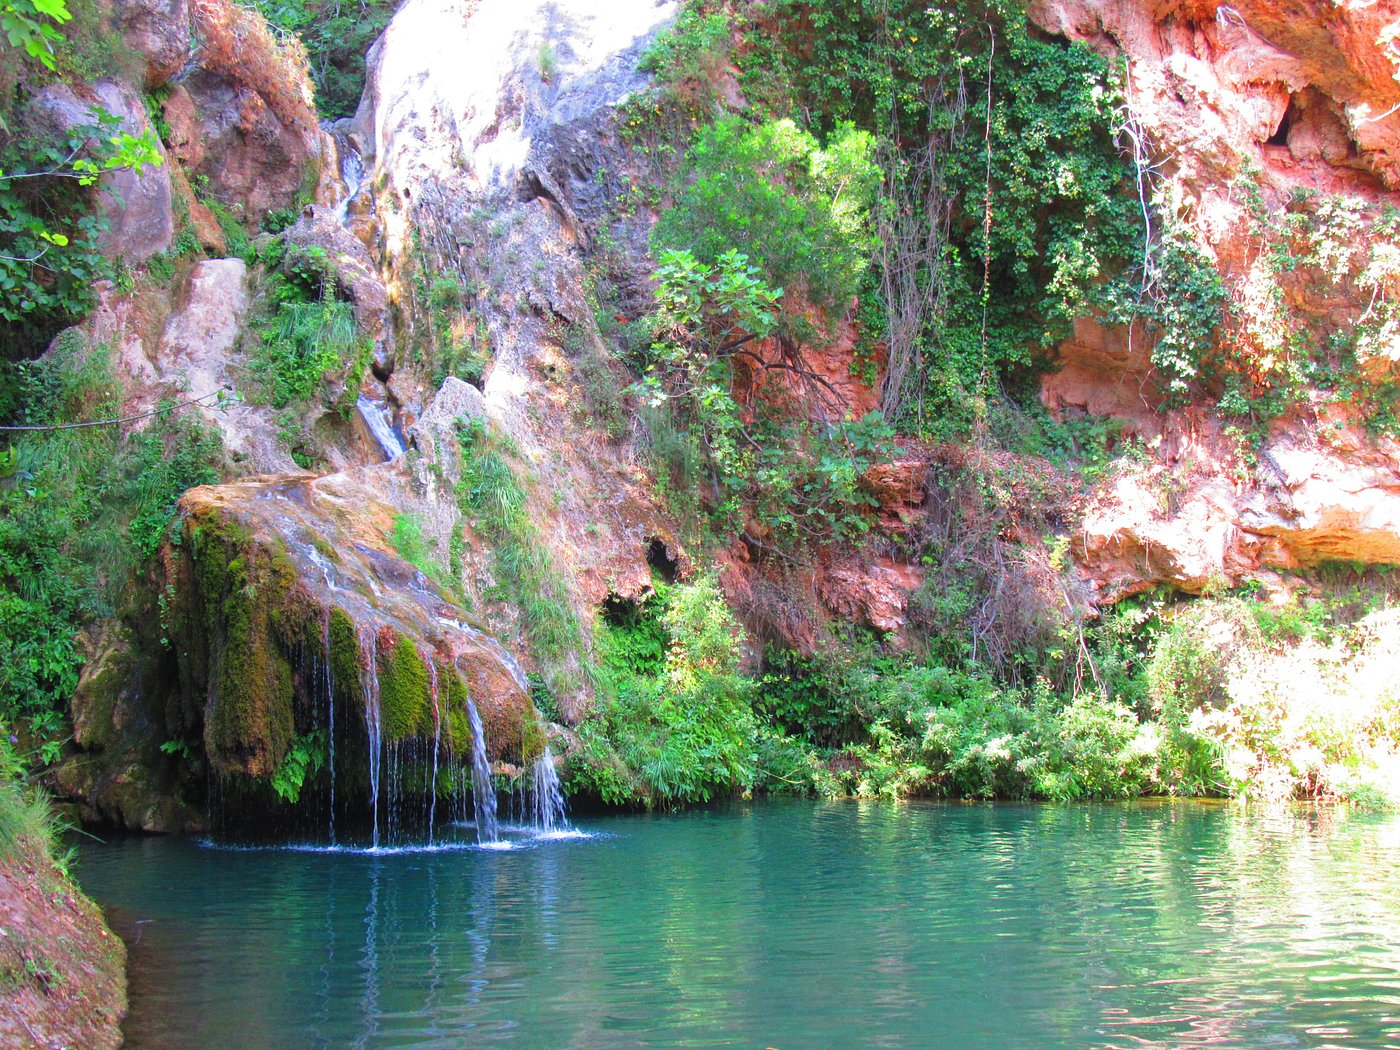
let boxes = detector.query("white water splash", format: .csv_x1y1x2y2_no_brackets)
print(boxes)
357,395,407,461
528,747,569,834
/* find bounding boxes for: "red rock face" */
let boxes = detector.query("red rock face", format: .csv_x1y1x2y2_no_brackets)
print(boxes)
1028,0,1400,599
732,309,884,425
1075,406,1400,601
149,0,322,220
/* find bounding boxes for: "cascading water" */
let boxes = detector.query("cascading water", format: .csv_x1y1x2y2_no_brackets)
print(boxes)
357,395,407,461
528,747,569,834
333,144,365,225
323,611,336,845
465,700,499,845
426,662,441,846
359,628,383,849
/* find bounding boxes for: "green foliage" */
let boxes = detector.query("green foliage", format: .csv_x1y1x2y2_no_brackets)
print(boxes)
755,649,862,747
390,512,449,590
637,249,894,541
246,250,366,416
653,116,877,314
639,4,734,118
536,40,557,83
730,0,1143,438
120,406,223,557
455,419,584,696
378,634,431,741
581,575,759,804
1,0,69,70
269,728,327,803
0,734,69,867
0,104,161,357
0,336,222,744
1199,183,1400,435
245,0,399,118
1134,225,1228,402
251,296,353,407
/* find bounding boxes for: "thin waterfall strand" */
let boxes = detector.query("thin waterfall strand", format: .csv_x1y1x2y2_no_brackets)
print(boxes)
466,699,498,844
529,746,569,833
360,628,383,849
426,660,441,846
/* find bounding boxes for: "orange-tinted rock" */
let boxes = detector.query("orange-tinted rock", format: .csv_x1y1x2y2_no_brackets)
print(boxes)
1041,317,1162,435
733,308,884,424
1075,406,1400,600
817,557,924,637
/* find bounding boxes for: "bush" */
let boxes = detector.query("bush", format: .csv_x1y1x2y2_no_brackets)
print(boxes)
0,336,222,742
653,116,877,317
582,575,760,804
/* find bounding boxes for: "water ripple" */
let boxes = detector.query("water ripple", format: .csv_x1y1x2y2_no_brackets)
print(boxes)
76,801,1400,1049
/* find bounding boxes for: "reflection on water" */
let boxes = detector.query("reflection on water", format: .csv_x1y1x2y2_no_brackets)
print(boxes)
76,801,1400,1049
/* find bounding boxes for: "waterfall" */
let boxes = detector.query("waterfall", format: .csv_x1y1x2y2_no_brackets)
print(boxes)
426,661,441,846
324,610,336,845
357,395,407,461
465,699,498,845
333,145,365,225
528,747,569,834
359,628,383,849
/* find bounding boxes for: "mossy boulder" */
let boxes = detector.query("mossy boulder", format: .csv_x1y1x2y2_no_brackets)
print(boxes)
378,631,433,742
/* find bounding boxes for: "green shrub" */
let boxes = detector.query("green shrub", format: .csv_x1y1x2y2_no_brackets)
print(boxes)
653,116,877,317
0,336,222,743
390,512,449,589
583,574,759,804
249,289,361,409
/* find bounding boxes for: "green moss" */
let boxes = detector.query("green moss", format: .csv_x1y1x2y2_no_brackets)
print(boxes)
440,669,469,753
204,544,295,777
520,710,546,763
378,632,432,742
327,607,361,699
177,512,301,778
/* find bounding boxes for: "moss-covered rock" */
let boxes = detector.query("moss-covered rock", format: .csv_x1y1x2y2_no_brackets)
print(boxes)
328,606,362,698
175,512,300,778
378,631,432,742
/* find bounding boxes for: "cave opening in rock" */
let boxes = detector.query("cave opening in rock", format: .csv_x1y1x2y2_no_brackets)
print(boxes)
646,537,679,584
601,592,644,628
1267,97,1296,147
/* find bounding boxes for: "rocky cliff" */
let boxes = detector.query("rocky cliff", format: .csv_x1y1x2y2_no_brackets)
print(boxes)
17,0,1400,828
1037,0,1400,599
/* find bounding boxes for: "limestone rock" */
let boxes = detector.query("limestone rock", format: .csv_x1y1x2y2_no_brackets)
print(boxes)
28,80,174,263
407,377,487,487
156,258,299,472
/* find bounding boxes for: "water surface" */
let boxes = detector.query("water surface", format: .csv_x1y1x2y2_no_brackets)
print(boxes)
76,801,1400,1048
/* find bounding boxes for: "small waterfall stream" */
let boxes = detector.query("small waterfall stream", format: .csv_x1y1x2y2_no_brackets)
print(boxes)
466,700,499,845
359,628,383,849
333,145,365,225
323,611,336,845
426,662,441,846
357,395,407,461
528,747,569,834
